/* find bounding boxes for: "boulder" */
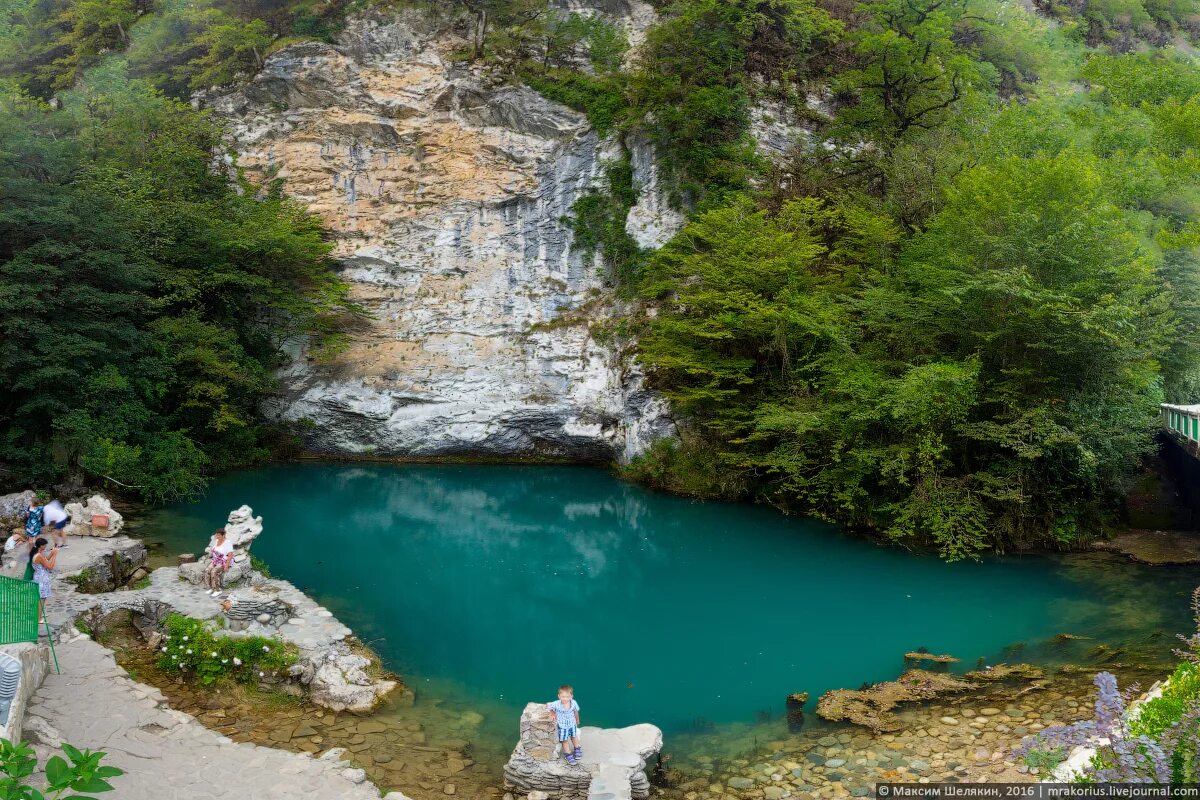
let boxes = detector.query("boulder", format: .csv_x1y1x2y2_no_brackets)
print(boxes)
306,647,399,713
63,495,124,538
503,702,662,800
0,491,34,527
179,505,263,588
65,538,148,593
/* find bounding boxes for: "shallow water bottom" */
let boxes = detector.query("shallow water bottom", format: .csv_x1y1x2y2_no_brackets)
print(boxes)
127,462,1199,795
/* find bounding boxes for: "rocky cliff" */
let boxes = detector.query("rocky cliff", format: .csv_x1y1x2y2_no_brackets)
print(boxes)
212,9,678,461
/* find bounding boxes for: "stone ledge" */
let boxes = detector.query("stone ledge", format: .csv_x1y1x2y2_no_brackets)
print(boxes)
504,702,662,800
0,642,51,744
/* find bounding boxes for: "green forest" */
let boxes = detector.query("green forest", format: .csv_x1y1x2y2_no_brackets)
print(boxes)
2,0,1199,556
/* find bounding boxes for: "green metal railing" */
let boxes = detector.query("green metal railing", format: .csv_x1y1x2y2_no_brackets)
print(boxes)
1162,403,1200,444
0,574,59,672
0,575,39,645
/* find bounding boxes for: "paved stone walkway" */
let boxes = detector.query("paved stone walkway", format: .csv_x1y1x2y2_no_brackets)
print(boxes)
25,634,395,800
3,536,353,654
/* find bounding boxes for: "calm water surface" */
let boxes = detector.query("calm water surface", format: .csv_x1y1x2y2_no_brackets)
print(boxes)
141,463,1196,746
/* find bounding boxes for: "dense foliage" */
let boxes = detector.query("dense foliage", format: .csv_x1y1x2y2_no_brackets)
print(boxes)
619,0,1200,558
0,66,356,501
157,613,297,684
3,0,1200,555
0,0,345,98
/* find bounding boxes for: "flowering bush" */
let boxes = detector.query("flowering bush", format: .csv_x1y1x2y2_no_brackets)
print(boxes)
156,614,296,685
1016,672,1171,782
1017,587,1200,782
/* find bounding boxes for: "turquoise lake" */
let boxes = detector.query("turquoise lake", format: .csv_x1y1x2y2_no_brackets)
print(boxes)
141,462,1196,743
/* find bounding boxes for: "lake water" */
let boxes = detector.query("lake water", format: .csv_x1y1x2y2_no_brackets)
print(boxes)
140,462,1196,748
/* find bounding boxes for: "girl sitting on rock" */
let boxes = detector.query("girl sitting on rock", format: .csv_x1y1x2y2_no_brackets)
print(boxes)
204,527,235,598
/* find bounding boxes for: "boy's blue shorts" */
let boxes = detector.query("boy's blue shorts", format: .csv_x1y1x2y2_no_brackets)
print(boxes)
557,724,578,742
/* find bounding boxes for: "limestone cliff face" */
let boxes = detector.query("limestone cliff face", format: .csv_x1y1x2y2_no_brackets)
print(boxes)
213,11,676,460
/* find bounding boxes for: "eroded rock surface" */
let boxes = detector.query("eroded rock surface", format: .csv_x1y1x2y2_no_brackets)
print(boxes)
212,12,675,461
63,495,124,538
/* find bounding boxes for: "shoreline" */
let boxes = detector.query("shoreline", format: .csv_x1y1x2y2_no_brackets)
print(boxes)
4,486,1190,800
117,456,1200,565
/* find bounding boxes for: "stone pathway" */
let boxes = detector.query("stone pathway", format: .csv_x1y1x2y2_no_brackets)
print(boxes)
24,634,403,800
2,535,396,713
3,536,353,653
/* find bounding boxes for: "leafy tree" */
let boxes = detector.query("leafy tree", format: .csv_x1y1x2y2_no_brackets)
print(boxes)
0,69,357,500
629,0,840,202
835,0,995,146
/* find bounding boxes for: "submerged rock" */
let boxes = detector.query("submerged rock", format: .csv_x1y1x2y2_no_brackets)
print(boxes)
904,651,960,665
1092,529,1200,565
817,669,976,732
786,691,809,732
817,662,1051,733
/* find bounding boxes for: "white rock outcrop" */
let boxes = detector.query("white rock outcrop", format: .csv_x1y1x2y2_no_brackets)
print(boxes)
63,495,124,538
179,505,263,587
504,701,662,800
305,647,399,714
212,11,675,463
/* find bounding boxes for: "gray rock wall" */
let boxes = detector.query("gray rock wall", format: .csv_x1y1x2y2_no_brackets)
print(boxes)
212,11,676,462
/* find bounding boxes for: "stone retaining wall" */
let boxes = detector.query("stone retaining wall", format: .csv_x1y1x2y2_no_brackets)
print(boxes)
0,642,51,744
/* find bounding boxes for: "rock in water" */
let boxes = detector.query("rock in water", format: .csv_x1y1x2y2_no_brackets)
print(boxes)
503,702,662,800
209,12,675,463
786,691,809,732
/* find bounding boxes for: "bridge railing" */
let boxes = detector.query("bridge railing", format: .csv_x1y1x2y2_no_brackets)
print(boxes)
1161,403,1200,444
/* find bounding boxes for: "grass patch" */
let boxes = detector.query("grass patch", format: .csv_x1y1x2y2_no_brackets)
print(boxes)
520,67,628,136
619,436,749,500
159,614,297,685
250,553,272,578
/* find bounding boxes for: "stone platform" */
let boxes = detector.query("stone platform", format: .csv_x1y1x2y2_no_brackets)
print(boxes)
2,534,397,713
504,702,662,800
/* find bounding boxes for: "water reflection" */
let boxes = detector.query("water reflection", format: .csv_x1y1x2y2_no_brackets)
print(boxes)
142,463,1195,738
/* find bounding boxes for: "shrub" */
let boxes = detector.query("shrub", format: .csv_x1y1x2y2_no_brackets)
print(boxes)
157,613,296,685
0,737,123,799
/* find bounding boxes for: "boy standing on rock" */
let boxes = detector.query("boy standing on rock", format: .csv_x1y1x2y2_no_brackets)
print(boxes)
546,684,582,766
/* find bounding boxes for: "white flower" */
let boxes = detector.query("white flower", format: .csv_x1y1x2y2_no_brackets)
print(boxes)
172,655,177,660
210,652,217,658
182,636,188,642
262,646,270,652
186,649,192,654
222,659,228,664
161,647,167,652
259,671,264,677
233,657,242,666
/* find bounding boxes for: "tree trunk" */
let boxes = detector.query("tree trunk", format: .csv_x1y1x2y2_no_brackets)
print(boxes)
472,8,487,61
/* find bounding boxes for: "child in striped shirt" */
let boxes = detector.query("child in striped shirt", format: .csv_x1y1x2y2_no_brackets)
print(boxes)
546,684,582,765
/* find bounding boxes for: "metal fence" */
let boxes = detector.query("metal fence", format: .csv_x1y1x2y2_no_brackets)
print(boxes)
1162,403,1200,444
0,575,39,645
